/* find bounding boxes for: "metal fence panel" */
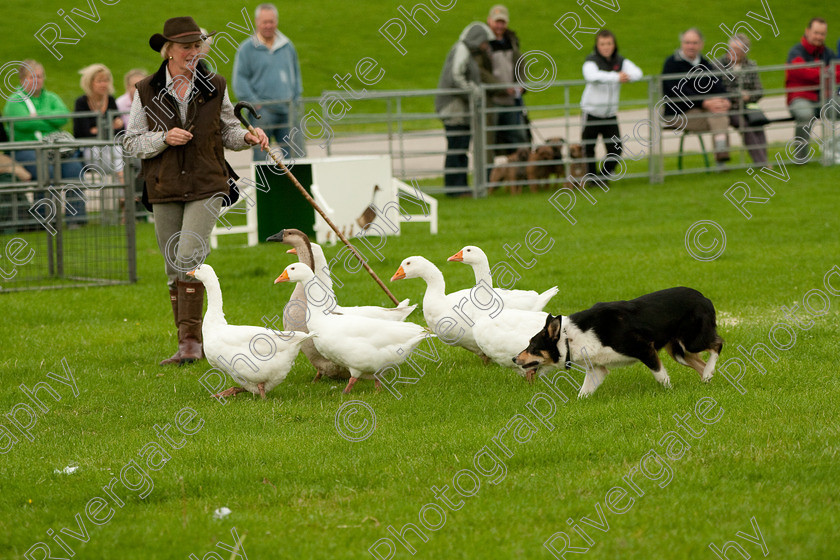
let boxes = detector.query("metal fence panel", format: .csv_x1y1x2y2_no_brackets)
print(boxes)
0,135,136,292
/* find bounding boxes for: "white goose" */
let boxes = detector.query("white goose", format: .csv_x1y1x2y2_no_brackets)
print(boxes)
473,309,549,376
276,263,432,393
286,242,417,321
391,256,486,358
448,245,559,312
188,264,313,399
267,229,351,382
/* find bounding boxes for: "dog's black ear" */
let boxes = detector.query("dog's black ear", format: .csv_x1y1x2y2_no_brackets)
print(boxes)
546,315,563,340
543,313,554,329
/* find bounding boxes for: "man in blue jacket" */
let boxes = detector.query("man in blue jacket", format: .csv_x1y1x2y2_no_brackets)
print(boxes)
233,3,303,158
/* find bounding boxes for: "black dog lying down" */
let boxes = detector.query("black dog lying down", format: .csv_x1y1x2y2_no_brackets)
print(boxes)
514,287,724,397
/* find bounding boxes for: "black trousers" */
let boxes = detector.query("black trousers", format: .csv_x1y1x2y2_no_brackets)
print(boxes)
443,124,471,194
581,113,622,176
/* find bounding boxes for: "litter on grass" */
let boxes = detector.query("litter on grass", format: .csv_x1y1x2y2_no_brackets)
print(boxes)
213,507,232,520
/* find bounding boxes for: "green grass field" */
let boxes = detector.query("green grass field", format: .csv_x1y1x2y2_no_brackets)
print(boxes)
1,161,839,558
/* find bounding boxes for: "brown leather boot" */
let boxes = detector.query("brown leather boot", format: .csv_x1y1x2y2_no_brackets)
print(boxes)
159,290,181,366
178,280,205,365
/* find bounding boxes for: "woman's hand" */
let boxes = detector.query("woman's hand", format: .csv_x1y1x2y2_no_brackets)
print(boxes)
165,127,194,146
90,126,99,136
113,116,124,130
245,127,270,151
701,97,731,113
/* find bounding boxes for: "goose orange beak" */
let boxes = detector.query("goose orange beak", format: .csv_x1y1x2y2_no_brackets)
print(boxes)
447,250,463,262
286,248,297,255
391,266,406,281
186,269,196,277
274,270,290,284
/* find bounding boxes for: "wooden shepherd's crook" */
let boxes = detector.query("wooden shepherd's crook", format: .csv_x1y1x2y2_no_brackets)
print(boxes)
233,101,401,306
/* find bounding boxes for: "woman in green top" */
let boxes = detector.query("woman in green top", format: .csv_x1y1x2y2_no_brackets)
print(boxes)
2,59,86,223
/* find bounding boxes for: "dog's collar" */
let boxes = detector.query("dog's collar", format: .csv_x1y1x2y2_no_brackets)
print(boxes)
562,317,571,370
564,336,571,370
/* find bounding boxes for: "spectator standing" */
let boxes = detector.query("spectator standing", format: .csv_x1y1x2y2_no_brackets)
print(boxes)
123,16,268,366
233,3,303,158
717,34,768,166
482,5,528,157
662,28,731,167
580,29,642,180
435,22,494,196
785,18,840,158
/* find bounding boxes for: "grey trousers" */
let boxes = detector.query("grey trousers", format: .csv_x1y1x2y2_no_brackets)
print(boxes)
153,198,222,290
788,96,840,160
789,97,820,144
730,114,768,166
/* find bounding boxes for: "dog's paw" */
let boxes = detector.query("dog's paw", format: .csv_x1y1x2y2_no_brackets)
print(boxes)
577,389,593,399
661,378,673,389
701,374,713,383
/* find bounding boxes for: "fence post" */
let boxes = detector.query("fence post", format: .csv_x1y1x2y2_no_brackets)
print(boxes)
819,64,827,167
125,155,138,283
472,86,487,198
396,96,406,179
386,96,394,172
826,60,839,166
97,112,106,141
649,76,664,184
291,99,306,158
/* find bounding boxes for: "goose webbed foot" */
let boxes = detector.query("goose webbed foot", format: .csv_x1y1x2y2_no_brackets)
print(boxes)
212,387,247,399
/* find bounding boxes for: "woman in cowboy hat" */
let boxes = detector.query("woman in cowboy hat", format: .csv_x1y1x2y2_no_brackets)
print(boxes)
124,16,269,366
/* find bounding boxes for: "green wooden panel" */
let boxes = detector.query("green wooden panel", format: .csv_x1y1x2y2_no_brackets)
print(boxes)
255,163,315,242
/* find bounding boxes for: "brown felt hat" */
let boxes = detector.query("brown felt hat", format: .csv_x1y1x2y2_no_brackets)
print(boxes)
149,16,216,52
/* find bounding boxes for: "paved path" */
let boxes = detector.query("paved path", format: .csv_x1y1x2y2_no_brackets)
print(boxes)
226,95,797,181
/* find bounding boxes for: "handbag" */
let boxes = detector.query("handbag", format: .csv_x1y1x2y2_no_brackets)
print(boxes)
22,96,78,155
743,103,769,128
41,130,77,155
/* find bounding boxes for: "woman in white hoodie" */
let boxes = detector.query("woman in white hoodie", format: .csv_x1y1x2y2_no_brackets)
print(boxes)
580,30,643,180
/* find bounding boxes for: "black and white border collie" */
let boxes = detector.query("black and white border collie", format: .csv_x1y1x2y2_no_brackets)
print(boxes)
514,287,724,397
